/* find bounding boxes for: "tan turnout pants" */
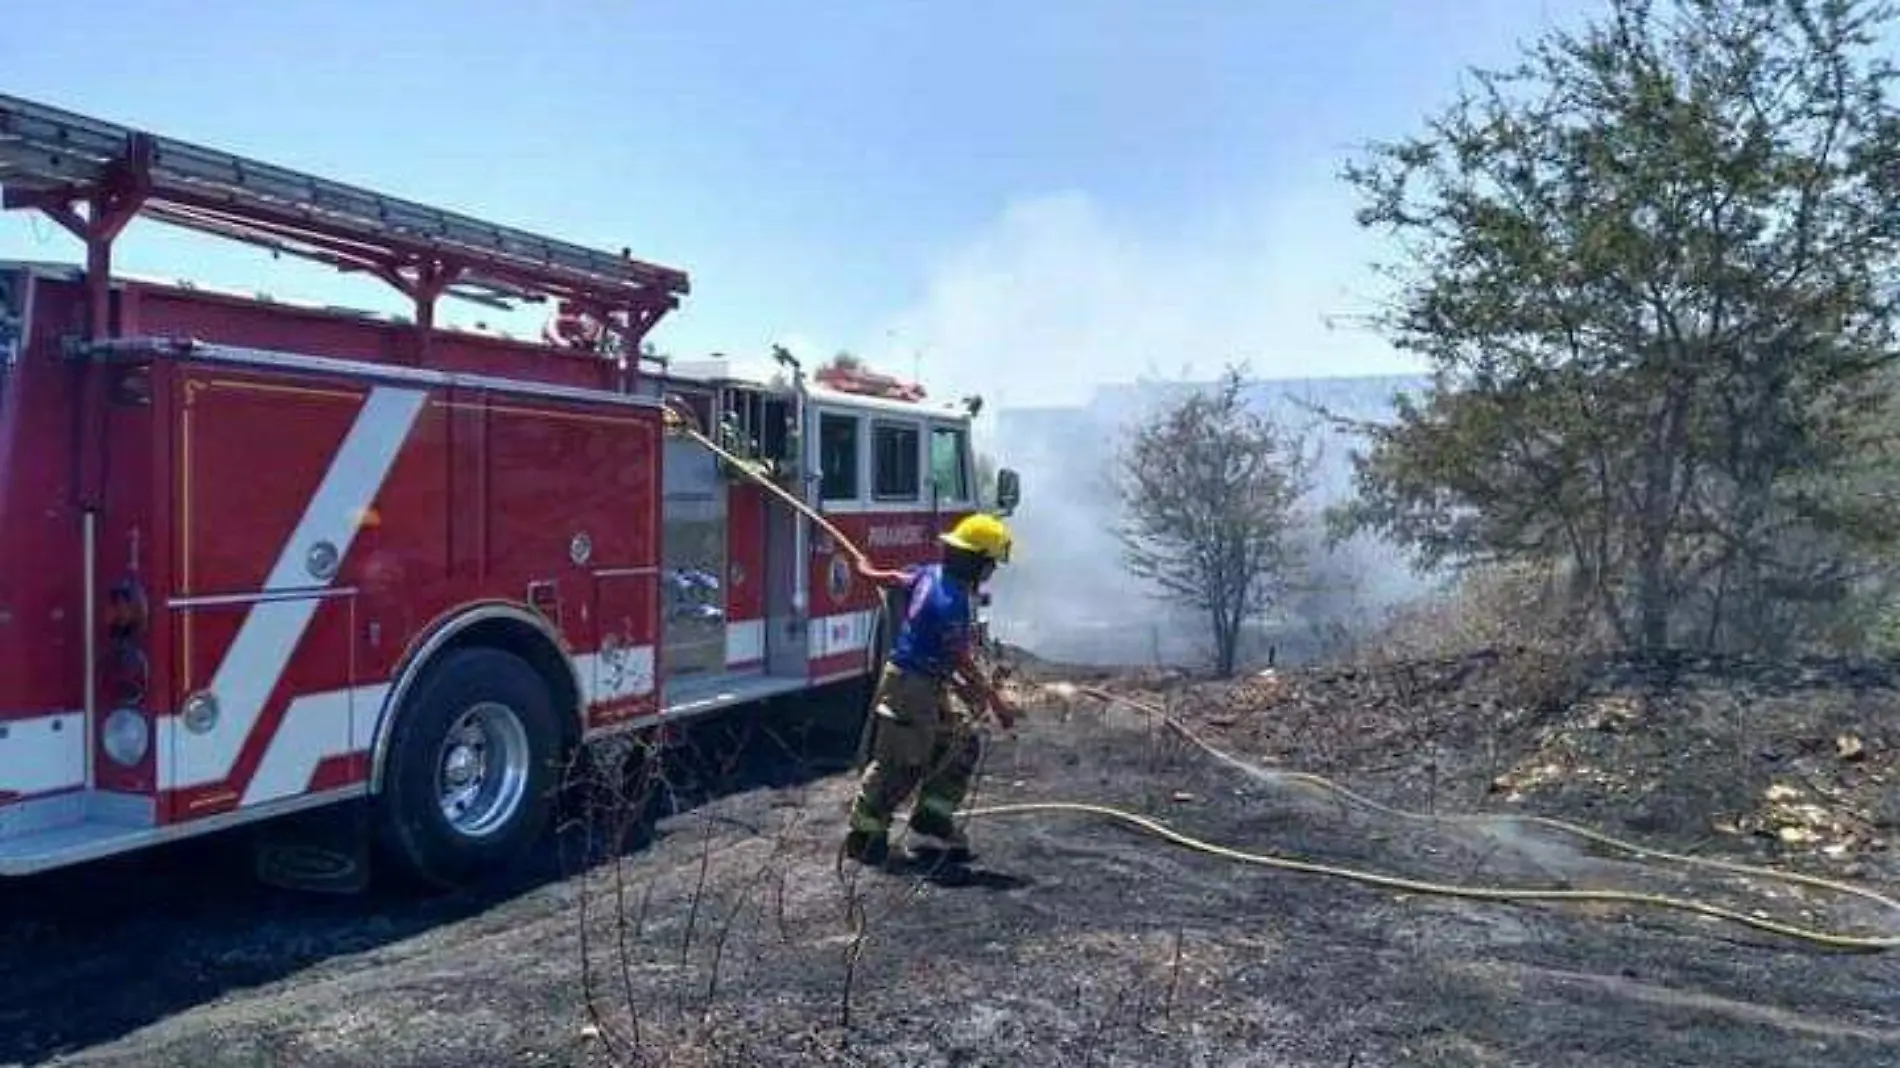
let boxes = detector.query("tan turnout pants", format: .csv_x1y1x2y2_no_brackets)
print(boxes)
848,664,981,838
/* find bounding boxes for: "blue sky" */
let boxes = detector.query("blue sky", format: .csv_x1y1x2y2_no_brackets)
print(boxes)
2,0,1593,411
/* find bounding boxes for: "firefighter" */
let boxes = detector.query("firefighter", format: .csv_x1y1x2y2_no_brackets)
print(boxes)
543,299,605,351
843,513,1019,867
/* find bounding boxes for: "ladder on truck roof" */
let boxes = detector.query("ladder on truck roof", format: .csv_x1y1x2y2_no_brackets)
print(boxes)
0,91,689,346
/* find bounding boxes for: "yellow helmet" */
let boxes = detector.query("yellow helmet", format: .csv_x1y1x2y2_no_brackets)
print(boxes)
940,513,1014,563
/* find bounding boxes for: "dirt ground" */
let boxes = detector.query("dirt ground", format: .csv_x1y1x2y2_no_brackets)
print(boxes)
4,682,1899,1068
1094,648,1900,884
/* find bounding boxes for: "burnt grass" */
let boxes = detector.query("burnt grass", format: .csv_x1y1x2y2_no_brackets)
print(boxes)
3,678,1899,1067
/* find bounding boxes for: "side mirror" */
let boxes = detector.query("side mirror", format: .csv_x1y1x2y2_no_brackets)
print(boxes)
995,467,1021,516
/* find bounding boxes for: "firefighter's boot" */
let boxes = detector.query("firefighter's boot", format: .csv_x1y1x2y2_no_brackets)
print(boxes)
843,828,890,867
907,808,975,865
843,797,893,868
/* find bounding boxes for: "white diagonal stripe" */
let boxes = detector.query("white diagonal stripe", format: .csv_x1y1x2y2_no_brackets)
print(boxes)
162,386,426,791
240,682,391,807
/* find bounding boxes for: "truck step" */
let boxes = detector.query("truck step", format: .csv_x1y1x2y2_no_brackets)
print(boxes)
663,672,812,719
0,815,158,877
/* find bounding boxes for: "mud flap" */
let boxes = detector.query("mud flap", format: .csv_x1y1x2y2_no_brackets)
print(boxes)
252,800,374,895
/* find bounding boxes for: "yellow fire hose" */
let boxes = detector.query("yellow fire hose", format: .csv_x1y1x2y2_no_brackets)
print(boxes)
965,689,1900,952
658,399,1900,952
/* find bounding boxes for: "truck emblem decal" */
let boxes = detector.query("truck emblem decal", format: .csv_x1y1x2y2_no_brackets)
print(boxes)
827,554,852,601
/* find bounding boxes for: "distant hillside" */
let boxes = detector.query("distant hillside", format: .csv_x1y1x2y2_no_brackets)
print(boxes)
989,372,1436,668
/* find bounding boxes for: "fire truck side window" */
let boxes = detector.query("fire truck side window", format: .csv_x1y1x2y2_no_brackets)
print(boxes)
677,390,714,433
760,397,791,462
929,425,970,502
819,413,860,501
872,419,921,502
719,389,764,457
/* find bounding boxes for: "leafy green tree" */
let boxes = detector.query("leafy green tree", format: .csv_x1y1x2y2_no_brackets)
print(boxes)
1331,0,1900,655
1117,364,1312,677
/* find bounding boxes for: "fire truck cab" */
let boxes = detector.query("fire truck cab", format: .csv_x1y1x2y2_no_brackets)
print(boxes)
0,93,1019,889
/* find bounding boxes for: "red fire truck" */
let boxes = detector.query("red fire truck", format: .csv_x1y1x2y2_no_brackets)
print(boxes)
0,93,1020,888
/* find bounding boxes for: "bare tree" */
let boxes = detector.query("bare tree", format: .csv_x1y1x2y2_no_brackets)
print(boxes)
1115,363,1312,677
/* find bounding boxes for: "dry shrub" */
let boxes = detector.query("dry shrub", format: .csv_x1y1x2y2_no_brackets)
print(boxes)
1352,561,1608,714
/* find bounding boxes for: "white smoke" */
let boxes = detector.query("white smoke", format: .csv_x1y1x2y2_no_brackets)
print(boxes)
859,181,1419,414
856,183,1436,667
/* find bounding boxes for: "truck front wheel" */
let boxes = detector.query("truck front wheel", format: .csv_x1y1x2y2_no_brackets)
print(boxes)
376,647,563,889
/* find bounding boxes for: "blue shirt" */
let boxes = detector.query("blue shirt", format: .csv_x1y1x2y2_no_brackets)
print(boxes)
888,564,975,680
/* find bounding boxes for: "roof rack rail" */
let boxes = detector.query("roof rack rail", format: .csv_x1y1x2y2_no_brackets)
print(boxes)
0,91,689,350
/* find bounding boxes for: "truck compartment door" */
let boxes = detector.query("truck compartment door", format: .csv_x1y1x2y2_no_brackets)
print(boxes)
165,590,362,824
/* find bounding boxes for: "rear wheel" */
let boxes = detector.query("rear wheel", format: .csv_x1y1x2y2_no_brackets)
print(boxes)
376,647,563,889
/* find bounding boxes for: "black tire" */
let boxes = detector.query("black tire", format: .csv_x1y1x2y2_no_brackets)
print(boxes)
376,646,564,890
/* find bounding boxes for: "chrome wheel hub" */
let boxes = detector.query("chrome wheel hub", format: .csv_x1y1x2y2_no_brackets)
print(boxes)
435,701,531,839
